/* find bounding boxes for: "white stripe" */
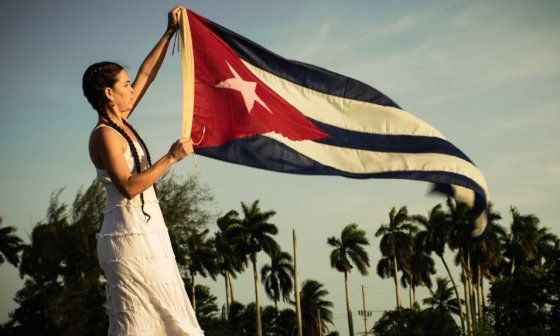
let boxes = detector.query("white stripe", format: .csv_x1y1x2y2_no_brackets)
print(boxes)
452,185,476,207
244,61,446,139
263,132,489,197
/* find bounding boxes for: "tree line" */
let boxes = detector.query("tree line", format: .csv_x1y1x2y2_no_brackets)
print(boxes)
0,174,558,336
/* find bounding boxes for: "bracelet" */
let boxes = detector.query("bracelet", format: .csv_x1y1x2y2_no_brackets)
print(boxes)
163,29,175,39
166,153,177,164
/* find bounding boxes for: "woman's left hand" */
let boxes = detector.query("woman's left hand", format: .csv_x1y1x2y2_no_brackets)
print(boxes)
167,5,183,33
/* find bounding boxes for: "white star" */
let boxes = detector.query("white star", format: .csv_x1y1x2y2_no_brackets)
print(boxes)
215,61,272,114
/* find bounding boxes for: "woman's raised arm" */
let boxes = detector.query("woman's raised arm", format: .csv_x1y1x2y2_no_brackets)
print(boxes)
125,5,183,119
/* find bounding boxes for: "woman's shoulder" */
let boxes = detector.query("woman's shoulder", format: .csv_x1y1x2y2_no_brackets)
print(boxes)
90,124,127,153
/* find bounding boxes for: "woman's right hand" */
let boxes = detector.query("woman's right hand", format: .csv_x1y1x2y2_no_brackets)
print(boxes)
167,138,193,163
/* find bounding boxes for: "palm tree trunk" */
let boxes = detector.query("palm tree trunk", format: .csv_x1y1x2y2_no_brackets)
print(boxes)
392,255,402,309
461,250,472,336
510,257,516,276
191,270,196,312
412,286,416,306
317,308,323,336
481,278,486,312
293,229,303,336
227,271,235,303
463,272,472,336
440,254,466,335
408,281,413,308
224,271,230,319
477,264,483,322
275,299,279,333
252,253,263,336
344,271,355,336
467,251,476,325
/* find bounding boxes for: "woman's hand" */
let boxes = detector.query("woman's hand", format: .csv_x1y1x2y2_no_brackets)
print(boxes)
166,5,183,33
167,138,194,163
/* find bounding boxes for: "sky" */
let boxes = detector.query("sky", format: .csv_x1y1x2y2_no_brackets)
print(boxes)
1,0,559,334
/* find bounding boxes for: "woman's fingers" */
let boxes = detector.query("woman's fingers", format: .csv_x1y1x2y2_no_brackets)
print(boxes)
168,138,195,163
181,139,194,155
167,5,184,31
177,138,194,155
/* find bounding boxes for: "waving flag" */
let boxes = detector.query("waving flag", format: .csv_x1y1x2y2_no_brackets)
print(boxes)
179,9,489,238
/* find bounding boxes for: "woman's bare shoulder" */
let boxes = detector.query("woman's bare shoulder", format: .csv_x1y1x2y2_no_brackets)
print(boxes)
89,126,127,159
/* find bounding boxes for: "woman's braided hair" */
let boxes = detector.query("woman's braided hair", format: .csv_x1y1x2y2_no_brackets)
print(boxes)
82,61,157,222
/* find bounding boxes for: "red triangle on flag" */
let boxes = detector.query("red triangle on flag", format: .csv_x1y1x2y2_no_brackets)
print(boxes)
187,11,328,148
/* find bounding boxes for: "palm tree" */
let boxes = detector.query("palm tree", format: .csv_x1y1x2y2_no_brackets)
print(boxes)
536,227,560,268
299,279,334,336
446,197,492,335
228,200,280,336
0,217,24,268
185,228,219,311
413,204,465,333
375,206,415,309
261,250,294,315
423,277,462,316
505,207,559,275
215,210,247,316
328,223,370,336
400,233,435,307
275,307,297,336
325,332,340,336
469,204,504,321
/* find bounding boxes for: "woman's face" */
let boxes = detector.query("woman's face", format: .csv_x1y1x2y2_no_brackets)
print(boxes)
107,70,135,112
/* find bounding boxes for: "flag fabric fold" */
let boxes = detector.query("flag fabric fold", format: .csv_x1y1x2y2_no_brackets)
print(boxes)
181,9,490,238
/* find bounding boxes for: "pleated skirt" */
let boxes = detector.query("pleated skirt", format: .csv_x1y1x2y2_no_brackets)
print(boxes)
96,202,204,336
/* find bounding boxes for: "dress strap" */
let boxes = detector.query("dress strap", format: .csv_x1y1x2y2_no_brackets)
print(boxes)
91,123,127,142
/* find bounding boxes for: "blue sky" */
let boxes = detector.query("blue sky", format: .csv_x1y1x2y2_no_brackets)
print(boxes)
1,0,559,333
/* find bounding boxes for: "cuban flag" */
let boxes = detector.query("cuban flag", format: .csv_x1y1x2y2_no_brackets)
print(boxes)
178,9,489,238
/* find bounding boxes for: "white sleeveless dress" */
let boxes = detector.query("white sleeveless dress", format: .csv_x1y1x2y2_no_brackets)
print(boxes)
93,124,204,336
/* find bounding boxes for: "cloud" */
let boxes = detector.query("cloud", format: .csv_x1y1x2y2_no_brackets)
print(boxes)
276,2,560,106
378,14,422,34
489,100,560,136
300,22,333,60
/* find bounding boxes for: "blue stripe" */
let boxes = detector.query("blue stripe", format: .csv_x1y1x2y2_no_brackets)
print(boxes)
309,119,474,164
205,17,401,109
197,134,488,238
197,135,486,201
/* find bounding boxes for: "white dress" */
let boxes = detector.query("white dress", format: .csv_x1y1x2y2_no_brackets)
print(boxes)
93,124,204,336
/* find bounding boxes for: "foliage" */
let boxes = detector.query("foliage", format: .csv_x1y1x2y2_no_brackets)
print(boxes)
299,279,334,336
423,277,462,316
227,200,280,260
185,228,219,279
158,172,216,275
182,281,223,334
2,183,108,336
1,174,214,335
372,308,461,336
261,250,294,307
0,216,24,268
488,265,559,336
327,223,370,274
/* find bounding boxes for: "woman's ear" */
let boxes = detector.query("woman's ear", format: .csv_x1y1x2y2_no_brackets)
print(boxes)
104,87,114,103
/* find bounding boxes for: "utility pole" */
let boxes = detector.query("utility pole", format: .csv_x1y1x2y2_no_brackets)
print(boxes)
358,285,372,336
293,229,303,336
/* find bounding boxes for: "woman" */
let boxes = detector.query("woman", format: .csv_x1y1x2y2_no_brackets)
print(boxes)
82,6,203,336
